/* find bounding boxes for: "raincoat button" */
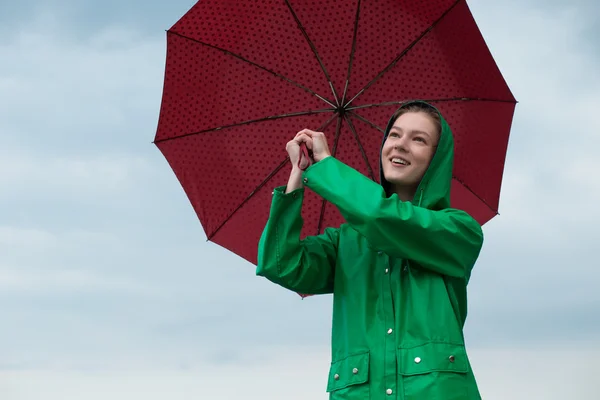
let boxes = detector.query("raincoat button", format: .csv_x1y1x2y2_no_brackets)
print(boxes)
387,328,393,334
303,177,308,184
385,268,389,274
386,389,393,395
352,368,358,374
377,251,383,255
449,355,455,362
334,373,339,380
414,357,421,364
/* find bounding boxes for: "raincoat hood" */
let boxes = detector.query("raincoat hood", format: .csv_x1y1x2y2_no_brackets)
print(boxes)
379,101,454,211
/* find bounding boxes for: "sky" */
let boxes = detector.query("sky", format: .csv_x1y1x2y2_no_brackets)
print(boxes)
0,0,599,399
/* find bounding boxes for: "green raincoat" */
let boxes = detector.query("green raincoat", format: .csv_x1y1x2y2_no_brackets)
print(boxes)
256,101,484,399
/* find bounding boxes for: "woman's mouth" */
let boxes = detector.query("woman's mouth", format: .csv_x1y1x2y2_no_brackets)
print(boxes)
391,157,410,167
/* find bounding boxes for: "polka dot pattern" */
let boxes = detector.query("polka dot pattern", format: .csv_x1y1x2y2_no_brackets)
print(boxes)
209,164,290,266
344,0,457,102
439,99,516,218
353,0,514,106
156,33,327,141
155,0,516,265
289,0,360,102
157,113,331,238
347,113,386,183
169,0,334,99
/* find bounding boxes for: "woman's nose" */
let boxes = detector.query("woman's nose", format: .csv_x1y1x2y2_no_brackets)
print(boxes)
394,138,408,152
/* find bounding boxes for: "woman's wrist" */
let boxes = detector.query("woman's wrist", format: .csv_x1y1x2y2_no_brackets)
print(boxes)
285,168,304,194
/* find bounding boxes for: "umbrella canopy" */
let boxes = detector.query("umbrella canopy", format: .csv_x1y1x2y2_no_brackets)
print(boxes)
154,0,516,265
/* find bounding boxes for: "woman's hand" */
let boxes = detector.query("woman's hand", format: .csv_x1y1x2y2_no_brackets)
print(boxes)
286,134,312,172
286,129,332,171
294,129,332,163
284,129,332,193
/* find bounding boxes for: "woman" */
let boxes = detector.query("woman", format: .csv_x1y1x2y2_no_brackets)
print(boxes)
256,101,484,400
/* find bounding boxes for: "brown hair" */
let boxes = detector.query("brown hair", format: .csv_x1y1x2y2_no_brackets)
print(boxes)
389,102,441,139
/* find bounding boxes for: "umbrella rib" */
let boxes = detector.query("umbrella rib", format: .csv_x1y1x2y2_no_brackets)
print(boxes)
341,0,362,106
348,111,385,133
316,113,343,236
452,175,499,217
284,0,341,106
344,114,376,181
331,114,344,158
154,108,335,144
347,97,518,111
207,113,339,241
344,0,462,108
207,157,290,242
168,31,336,108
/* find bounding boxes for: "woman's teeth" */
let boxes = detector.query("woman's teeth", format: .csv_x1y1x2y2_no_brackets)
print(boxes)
392,158,409,165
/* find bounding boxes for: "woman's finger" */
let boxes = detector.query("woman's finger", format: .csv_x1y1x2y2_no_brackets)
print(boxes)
294,130,312,141
297,129,322,138
294,133,313,149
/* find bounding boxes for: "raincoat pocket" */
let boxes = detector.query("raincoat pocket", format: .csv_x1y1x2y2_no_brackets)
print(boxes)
398,342,469,400
326,351,370,399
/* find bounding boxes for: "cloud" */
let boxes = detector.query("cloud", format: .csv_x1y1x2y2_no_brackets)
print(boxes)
469,343,600,400
0,151,152,203
0,11,164,155
0,8,187,373
0,266,158,295
0,348,331,400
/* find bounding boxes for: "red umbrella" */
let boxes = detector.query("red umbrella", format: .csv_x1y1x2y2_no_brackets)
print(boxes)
154,0,516,266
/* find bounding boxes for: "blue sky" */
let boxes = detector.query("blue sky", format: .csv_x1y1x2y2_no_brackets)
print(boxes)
0,0,599,399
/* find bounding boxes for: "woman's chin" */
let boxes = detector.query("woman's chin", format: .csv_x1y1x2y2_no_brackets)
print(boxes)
385,176,409,187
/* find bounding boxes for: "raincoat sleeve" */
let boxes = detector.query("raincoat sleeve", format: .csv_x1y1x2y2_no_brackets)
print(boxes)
256,186,338,294
303,157,483,279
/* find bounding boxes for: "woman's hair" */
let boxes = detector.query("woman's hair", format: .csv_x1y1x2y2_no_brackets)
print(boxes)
389,102,441,138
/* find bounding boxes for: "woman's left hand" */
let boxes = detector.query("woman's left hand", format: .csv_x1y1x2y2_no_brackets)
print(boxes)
295,129,332,163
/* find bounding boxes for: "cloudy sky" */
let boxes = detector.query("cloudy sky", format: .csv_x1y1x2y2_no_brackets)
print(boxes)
0,0,598,399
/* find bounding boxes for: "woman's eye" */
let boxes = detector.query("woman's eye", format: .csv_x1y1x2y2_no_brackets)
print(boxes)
414,137,426,143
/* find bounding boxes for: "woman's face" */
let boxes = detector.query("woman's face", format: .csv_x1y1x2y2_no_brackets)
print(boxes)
381,111,440,193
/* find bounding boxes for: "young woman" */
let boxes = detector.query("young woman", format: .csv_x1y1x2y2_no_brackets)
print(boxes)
257,101,484,400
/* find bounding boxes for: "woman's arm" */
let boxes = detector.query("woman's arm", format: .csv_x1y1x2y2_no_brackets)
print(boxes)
256,134,338,294
256,185,338,294
303,157,483,280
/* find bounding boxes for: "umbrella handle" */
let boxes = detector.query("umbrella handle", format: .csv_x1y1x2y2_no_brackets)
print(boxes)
298,143,313,171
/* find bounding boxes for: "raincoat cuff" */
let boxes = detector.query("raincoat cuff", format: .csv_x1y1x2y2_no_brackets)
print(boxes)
267,186,304,229
272,185,304,199
303,156,367,190
302,155,337,177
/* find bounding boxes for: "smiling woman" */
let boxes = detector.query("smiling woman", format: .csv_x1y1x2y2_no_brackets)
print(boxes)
381,103,442,202
257,101,485,399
